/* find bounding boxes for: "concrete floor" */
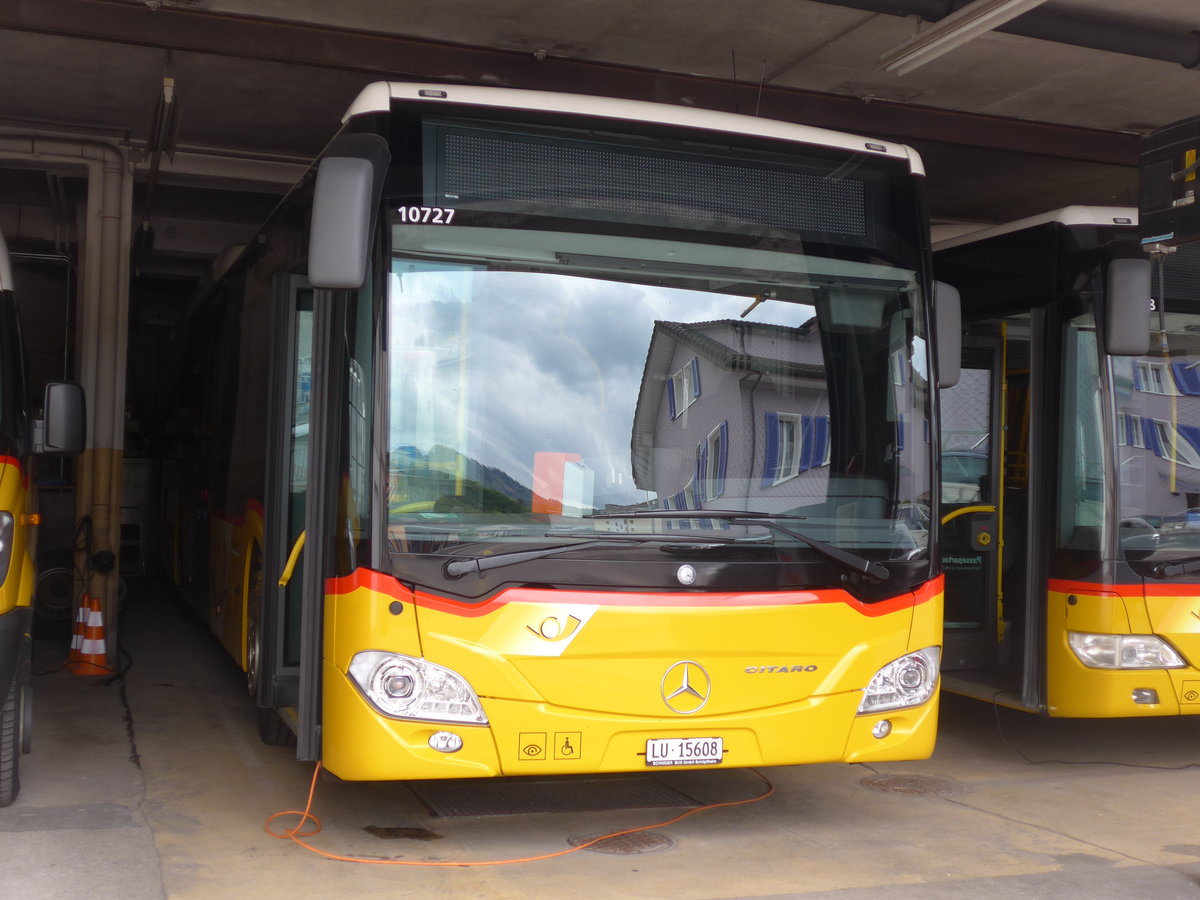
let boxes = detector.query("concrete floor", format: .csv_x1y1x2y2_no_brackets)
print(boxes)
2,580,1200,900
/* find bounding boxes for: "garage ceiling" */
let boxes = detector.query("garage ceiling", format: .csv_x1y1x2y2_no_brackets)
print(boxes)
1,0,1199,278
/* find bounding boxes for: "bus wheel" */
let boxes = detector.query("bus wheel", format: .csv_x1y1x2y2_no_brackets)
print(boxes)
246,549,264,698
0,651,28,807
246,548,293,746
256,705,294,746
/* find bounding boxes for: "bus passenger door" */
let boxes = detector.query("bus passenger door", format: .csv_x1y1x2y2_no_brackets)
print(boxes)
940,341,1004,672
261,276,313,742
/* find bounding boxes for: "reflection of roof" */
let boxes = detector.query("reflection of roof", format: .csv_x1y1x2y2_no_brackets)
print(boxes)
631,318,823,487
651,319,824,380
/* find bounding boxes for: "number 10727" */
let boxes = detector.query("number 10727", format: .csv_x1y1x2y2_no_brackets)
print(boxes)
397,206,456,224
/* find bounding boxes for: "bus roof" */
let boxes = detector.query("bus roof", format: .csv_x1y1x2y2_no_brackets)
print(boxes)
342,81,925,176
934,205,1138,252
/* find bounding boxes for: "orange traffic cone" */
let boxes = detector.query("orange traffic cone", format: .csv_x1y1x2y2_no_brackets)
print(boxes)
69,594,111,675
69,595,89,656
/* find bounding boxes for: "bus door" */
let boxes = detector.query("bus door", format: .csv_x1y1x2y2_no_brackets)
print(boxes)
940,340,1005,672
260,275,314,743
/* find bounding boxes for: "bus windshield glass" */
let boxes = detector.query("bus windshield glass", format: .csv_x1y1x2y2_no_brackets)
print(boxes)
385,225,932,578
382,111,932,592
1115,290,1200,567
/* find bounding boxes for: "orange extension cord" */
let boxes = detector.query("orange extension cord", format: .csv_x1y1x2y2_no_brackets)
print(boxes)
265,762,775,867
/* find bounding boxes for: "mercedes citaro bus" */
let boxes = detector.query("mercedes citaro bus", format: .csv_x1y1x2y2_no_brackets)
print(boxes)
168,82,959,780
936,206,1200,717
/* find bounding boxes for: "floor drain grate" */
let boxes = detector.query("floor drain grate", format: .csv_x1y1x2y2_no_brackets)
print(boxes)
567,830,675,854
857,773,963,797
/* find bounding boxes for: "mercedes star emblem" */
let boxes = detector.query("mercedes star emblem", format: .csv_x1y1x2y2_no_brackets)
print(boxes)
661,660,711,714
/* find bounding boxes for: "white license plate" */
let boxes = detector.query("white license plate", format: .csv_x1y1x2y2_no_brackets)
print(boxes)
645,737,723,767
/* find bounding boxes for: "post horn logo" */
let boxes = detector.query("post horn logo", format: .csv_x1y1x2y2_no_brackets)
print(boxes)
661,660,711,714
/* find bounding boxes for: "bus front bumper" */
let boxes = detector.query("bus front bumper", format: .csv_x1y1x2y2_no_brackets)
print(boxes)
319,659,938,780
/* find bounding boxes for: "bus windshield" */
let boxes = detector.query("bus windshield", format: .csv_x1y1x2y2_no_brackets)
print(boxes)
385,224,933,585
1114,294,1200,568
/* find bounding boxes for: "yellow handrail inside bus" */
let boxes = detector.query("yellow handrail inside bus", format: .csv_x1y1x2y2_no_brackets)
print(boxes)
279,531,307,587
940,504,997,526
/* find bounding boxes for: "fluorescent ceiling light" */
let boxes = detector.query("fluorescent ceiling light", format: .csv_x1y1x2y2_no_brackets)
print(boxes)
880,0,1050,75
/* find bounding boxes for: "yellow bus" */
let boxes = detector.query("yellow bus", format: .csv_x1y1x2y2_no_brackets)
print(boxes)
935,206,1200,717
170,82,957,779
0,229,85,806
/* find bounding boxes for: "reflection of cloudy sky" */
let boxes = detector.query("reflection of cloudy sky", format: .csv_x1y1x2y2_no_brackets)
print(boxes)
389,261,815,505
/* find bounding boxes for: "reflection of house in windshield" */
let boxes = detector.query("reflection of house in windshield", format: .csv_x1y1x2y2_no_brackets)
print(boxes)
939,367,992,504
631,318,830,514
1117,355,1200,520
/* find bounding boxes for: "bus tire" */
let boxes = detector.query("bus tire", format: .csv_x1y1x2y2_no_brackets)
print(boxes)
244,547,292,745
0,653,27,807
245,545,264,699
256,705,294,746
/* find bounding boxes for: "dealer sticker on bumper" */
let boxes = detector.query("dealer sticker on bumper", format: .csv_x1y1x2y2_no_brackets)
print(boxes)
645,737,723,766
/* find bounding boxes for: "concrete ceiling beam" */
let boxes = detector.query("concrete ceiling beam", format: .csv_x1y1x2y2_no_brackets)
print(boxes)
0,0,1139,166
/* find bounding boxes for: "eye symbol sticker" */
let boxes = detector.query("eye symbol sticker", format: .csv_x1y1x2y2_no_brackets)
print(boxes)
527,614,582,642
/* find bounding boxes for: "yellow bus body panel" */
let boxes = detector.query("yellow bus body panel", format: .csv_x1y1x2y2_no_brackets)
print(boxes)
0,458,35,617
208,503,264,669
320,570,942,780
1046,583,1200,717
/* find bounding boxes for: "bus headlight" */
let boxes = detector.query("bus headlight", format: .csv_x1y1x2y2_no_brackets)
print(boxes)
857,646,940,714
1067,633,1186,669
0,512,13,586
347,651,488,724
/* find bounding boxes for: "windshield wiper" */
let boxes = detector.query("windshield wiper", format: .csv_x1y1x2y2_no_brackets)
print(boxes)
1151,556,1200,578
588,510,890,584
442,533,737,579
732,519,890,584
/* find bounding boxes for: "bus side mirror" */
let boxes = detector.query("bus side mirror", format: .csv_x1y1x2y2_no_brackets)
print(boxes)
37,381,85,455
1105,258,1152,356
935,281,961,389
307,133,391,290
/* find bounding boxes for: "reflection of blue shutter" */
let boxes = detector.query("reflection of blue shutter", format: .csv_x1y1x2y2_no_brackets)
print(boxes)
691,357,701,399
717,421,728,496
814,416,829,465
1179,425,1200,457
1132,360,1142,391
762,412,780,487
1143,418,1162,456
667,378,677,419
1172,362,1200,395
897,415,906,451
694,445,706,505
800,416,815,471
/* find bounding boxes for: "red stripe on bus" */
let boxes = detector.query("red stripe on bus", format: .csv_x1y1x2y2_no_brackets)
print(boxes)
326,568,941,619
